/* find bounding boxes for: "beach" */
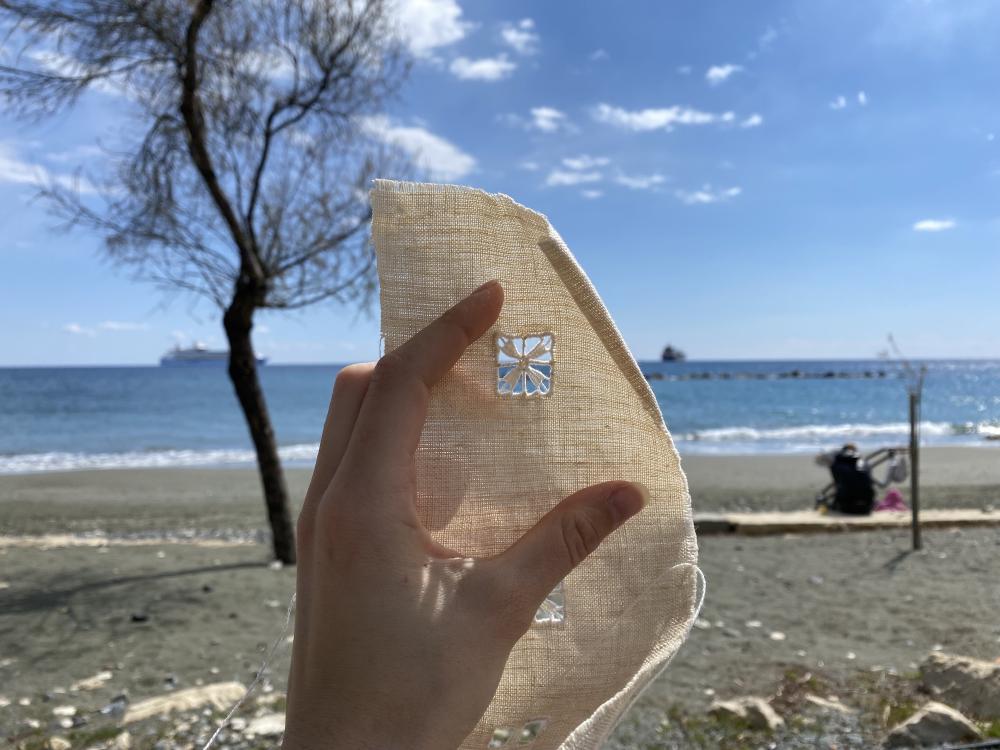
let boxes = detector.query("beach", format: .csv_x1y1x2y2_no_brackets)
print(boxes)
3,449,1000,747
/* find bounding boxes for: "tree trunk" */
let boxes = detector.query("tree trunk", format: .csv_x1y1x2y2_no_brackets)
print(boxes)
223,288,296,564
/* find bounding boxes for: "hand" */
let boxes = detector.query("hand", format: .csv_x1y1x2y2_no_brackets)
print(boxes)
283,281,648,750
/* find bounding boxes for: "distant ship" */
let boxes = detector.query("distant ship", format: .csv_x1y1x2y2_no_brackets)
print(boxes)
661,345,686,362
159,343,267,367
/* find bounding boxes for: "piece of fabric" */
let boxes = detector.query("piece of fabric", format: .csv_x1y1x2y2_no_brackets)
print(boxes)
371,180,702,750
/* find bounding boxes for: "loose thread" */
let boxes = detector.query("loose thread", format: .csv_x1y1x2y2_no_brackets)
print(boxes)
201,591,296,750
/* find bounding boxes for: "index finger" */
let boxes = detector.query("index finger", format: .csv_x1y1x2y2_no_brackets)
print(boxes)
349,280,504,464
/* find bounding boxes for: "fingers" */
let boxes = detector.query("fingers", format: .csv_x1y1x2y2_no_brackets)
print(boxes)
298,363,374,544
348,280,504,465
494,482,648,613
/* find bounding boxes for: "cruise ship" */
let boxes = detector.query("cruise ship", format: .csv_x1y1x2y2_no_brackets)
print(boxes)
159,343,267,367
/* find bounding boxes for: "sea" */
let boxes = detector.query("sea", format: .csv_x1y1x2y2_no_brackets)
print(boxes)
0,359,998,474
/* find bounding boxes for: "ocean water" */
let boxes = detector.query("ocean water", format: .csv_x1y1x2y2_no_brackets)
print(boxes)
0,360,998,473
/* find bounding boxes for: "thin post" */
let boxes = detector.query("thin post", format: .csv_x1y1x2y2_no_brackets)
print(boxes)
909,390,921,550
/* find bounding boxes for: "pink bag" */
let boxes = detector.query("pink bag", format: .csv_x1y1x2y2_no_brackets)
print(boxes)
875,488,908,512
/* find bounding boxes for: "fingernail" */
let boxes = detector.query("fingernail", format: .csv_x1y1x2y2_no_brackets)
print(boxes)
471,279,500,297
609,483,649,522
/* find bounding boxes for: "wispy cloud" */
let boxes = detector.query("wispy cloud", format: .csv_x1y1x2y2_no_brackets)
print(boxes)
581,189,603,199
706,64,744,86
99,321,149,332
63,323,96,337
363,116,475,180
518,160,541,171
593,103,733,132
449,55,516,81
545,170,602,187
393,0,471,58
500,18,539,55
562,155,610,170
615,172,666,190
0,143,98,194
589,49,609,62
740,113,764,128
829,95,848,110
530,106,568,132
676,185,742,205
913,218,956,232
676,65,693,75
857,90,868,106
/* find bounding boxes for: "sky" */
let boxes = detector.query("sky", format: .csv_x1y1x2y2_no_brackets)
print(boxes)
2,0,1000,366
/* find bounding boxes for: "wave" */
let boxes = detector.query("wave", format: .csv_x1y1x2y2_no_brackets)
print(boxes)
0,443,321,475
680,421,957,443
675,420,1000,453
3,419,998,472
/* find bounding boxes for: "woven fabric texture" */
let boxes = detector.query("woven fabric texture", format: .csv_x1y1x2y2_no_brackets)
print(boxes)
371,180,701,750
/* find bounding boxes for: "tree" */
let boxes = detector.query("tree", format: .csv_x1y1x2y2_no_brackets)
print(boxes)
0,0,409,563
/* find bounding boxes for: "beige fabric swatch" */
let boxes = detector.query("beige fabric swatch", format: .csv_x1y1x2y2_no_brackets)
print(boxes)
371,180,701,750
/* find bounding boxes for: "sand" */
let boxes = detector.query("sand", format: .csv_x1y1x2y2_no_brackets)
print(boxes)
2,448,1000,744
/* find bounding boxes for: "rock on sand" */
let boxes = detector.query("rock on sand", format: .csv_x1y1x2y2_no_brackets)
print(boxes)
122,682,246,724
921,652,1000,719
709,696,785,731
884,701,982,748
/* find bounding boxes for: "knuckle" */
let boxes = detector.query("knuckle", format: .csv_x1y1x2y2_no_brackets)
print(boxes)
560,509,606,568
333,362,372,392
370,351,408,387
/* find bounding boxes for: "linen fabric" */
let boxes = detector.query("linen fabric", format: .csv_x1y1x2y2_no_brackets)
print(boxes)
371,180,701,750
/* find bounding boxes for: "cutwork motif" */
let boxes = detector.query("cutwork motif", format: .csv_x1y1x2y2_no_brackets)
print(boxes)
496,334,553,397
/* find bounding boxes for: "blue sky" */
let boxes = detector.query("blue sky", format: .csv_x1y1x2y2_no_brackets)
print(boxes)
2,0,1000,366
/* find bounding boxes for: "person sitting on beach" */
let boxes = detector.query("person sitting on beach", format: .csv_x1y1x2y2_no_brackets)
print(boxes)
821,443,876,515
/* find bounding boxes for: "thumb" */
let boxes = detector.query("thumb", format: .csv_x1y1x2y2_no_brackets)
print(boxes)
496,482,648,614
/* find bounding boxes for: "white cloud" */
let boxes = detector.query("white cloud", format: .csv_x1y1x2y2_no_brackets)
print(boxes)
675,185,742,205
530,106,567,132
518,160,541,171
545,170,602,187
393,0,471,57
589,49,609,62
913,218,956,232
829,95,848,110
676,65,693,75
593,103,728,132
449,54,516,81
740,113,764,128
562,155,610,170
501,18,539,55
706,64,744,86
99,321,149,332
857,90,868,106
581,189,603,199
63,323,96,337
988,133,996,142
363,116,475,181
0,143,98,194
615,172,666,190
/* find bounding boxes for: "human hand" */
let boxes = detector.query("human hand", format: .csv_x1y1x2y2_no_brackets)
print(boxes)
283,281,648,750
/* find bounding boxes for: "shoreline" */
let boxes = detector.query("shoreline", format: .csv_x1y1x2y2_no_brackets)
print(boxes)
1,447,998,536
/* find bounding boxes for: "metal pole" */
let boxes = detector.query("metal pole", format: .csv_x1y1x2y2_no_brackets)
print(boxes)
909,390,921,550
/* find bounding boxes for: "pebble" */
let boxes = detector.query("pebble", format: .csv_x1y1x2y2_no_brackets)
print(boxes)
769,631,786,641
0,696,9,708
693,618,712,630
52,705,77,717
46,737,71,750
846,652,857,660
746,619,762,629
